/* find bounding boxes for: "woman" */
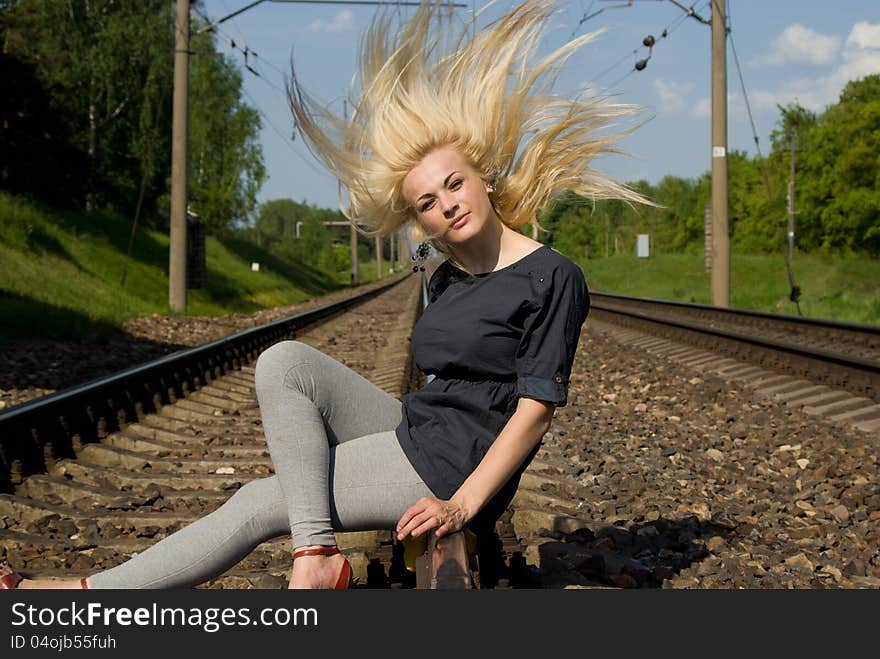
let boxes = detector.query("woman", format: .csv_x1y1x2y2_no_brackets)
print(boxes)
1,0,646,590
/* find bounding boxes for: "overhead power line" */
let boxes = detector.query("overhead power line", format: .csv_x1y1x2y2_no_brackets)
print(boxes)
197,0,461,35
579,0,710,90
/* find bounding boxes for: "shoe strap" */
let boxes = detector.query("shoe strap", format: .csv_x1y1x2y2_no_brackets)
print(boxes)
1,572,23,590
334,560,353,590
293,546,341,559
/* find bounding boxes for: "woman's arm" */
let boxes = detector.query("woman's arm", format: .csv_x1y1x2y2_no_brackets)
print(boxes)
396,397,555,540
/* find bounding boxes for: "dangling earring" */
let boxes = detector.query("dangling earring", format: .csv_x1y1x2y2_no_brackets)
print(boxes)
486,170,499,194
411,242,430,272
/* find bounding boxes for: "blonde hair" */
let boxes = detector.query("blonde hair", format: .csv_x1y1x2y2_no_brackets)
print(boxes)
287,0,649,253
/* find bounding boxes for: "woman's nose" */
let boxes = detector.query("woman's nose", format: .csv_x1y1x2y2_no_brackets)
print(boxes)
439,194,459,217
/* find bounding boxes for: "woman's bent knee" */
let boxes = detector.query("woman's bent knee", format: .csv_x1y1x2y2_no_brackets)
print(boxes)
222,477,287,533
255,341,316,390
256,340,311,371
227,476,282,506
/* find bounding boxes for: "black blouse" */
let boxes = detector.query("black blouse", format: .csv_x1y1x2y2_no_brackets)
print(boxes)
394,244,590,531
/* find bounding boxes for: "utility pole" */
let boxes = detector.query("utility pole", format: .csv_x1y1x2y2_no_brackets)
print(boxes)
350,221,359,285
376,235,383,280
342,99,359,286
787,129,796,264
389,231,396,271
710,0,729,307
398,227,412,265
784,117,802,315
179,1,467,296
169,0,190,312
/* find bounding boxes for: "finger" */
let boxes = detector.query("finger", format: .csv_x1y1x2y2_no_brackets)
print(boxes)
396,507,417,534
396,497,437,533
401,510,439,540
397,508,430,539
435,512,463,538
397,501,430,532
428,513,448,537
411,517,438,538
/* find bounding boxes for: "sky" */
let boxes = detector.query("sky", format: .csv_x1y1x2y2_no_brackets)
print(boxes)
198,0,880,211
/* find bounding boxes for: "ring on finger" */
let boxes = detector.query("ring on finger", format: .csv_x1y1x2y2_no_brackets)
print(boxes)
436,515,444,526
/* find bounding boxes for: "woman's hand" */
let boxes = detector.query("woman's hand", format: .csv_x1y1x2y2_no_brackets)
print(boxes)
396,497,468,540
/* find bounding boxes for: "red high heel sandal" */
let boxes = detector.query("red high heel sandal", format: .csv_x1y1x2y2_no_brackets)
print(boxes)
292,547,356,589
0,560,88,590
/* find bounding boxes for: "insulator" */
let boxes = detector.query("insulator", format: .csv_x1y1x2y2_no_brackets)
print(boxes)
635,59,648,71
643,35,655,47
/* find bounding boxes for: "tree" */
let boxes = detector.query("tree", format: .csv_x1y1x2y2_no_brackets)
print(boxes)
652,175,704,252
786,76,880,254
187,24,265,234
254,198,339,273
1,3,266,235
1,0,175,213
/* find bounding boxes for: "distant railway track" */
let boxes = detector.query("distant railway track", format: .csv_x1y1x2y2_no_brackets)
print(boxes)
589,292,880,402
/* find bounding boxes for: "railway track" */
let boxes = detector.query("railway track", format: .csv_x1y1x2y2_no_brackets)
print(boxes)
590,292,880,434
0,271,525,588
2,264,876,590
0,274,419,587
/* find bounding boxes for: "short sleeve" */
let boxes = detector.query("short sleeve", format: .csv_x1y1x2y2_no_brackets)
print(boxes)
514,261,590,407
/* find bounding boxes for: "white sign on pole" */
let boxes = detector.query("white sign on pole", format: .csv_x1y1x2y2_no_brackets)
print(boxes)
251,262,260,272
637,234,650,258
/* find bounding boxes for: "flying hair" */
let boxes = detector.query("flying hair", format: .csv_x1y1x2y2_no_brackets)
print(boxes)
287,0,650,253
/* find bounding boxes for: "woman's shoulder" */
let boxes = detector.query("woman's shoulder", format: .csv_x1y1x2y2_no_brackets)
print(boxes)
538,245,585,280
427,260,458,302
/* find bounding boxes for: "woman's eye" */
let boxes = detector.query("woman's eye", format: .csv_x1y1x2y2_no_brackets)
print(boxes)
450,179,463,189
420,200,434,212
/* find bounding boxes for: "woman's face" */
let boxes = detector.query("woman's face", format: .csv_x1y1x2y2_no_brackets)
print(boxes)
402,147,495,246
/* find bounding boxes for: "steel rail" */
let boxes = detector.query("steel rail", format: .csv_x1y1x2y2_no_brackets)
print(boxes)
589,292,879,399
0,274,410,490
590,292,880,335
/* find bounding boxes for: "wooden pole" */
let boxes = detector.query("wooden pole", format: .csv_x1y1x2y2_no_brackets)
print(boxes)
710,0,729,307
169,0,190,312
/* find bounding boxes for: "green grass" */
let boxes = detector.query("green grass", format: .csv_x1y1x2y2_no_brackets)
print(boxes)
0,192,396,345
10,187,871,346
575,251,880,325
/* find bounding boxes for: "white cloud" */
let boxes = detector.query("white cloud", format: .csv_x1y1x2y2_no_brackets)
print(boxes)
740,21,880,115
751,24,841,67
653,79,695,115
846,21,880,50
692,96,711,119
307,10,355,33
691,92,754,122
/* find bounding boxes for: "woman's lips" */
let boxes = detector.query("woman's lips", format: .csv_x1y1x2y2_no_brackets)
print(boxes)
451,212,470,229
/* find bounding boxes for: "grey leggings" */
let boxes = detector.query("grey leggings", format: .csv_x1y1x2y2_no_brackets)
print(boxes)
88,340,435,588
